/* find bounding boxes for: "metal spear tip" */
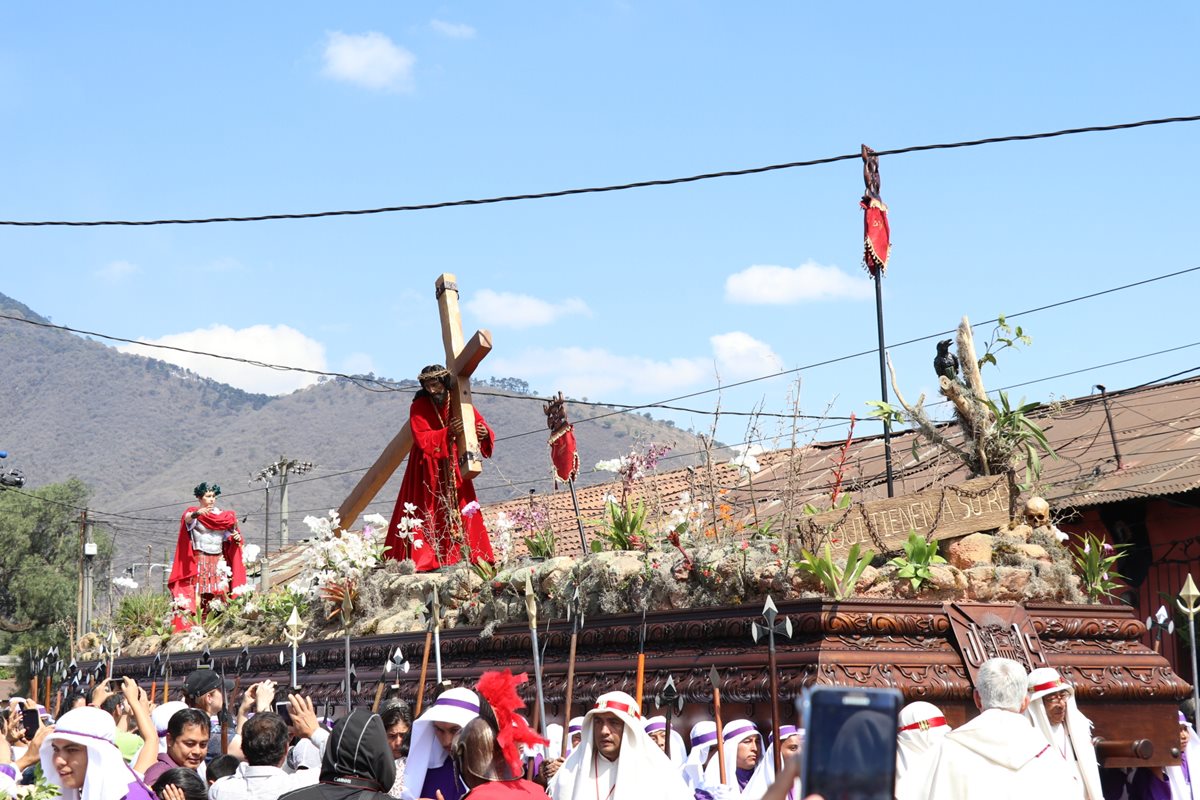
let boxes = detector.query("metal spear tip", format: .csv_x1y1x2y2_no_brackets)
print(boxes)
708,665,722,688
1156,605,1171,625
1181,575,1200,613
524,573,538,624
762,595,778,623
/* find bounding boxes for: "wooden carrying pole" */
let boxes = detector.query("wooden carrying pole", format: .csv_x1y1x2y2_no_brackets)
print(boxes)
710,666,727,786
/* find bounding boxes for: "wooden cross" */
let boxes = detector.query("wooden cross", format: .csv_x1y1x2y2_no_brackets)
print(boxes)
336,273,492,531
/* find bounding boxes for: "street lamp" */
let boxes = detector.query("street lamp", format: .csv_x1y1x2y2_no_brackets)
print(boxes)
1177,574,1200,717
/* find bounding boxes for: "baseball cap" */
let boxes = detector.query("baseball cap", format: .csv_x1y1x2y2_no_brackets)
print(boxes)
183,668,223,697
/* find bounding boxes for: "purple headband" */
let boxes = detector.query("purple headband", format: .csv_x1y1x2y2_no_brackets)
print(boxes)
436,697,480,714
769,725,799,745
1181,711,1189,724
49,729,116,747
568,724,582,733
724,724,759,743
692,730,719,747
645,720,667,734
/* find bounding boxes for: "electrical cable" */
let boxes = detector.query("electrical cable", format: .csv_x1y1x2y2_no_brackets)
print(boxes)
1,114,1197,227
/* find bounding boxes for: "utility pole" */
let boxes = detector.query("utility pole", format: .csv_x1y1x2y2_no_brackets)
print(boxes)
81,520,97,636
255,457,315,592
76,510,87,639
255,457,315,549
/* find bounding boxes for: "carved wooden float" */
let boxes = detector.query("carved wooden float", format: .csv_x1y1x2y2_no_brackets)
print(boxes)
108,597,1186,768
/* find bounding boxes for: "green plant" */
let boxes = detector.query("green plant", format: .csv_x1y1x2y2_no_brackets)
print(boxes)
801,493,853,516
1072,532,1128,603
982,391,1056,490
471,559,499,581
888,531,948,590
794,542,875,600
977,315,1032,369
523,527,557,559
591,498,649,552
257,586,310,628
114,591,172,638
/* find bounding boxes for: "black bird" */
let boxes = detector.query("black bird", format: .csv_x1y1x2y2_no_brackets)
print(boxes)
934,339,960,381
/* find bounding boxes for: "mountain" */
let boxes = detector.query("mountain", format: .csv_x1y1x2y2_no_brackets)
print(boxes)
0,292,709,572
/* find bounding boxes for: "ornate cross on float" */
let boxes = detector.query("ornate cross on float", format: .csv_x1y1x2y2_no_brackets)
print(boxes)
336,273,493,530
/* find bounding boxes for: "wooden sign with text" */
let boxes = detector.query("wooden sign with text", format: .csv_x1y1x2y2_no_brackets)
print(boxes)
796,476,1011,556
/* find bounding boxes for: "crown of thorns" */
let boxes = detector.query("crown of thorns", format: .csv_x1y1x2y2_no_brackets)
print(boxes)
193,482,222,498
418,366,451,381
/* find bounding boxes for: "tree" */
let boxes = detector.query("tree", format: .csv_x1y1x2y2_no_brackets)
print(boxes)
0,479,112,672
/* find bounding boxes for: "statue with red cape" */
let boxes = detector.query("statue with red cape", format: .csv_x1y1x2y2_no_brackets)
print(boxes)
167,482,246,631
385,364,495,571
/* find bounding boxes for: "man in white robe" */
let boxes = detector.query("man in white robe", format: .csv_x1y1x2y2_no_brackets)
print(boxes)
895,701,950,800
644,716,687,768
924,657,1077,799
681,721,718,792
741,725,802,800
547,691,692,800
1024,667,1102,800
701,719,762,798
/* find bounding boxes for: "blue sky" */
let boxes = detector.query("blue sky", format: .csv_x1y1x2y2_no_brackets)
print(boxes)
2,2,1198,450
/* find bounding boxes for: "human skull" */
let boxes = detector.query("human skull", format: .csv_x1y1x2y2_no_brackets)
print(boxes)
1024,497,1051,528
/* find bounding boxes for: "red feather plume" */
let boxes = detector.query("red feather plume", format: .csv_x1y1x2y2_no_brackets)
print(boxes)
475,670,549,775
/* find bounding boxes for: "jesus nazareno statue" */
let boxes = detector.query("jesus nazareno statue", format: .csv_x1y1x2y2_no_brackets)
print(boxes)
167,481,246,631
384,364,495,571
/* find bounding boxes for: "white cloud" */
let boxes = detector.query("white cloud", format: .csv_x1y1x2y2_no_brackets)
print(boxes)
465,290,591,329
95,260,138,282
710,331,783,379
430,19,476,39
322,31,415,92
340,352,377,376
117,324,326,395
487,347,709,399
724,261,872,304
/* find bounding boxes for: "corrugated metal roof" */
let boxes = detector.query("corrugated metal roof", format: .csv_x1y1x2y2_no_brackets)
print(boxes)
263,376,1200,569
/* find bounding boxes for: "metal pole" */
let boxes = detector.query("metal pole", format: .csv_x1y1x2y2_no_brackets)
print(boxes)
262,483,272,593
1095,385,1125,470
567,479,588,554
1192,614,1200,719
874,274,895,497
280,465,290,548
82,520,95,635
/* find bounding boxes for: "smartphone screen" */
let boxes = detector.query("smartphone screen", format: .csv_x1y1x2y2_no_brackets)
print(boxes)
276,701,293,727
799,686,902,800
20,709,40,734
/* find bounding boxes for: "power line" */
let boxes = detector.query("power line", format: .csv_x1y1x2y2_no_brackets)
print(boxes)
493,265,1200,442
5,264,1197,439
100,350,1200,521
1,114,1196,227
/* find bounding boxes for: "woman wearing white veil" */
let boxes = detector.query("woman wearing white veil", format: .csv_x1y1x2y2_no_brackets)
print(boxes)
40,706,156,800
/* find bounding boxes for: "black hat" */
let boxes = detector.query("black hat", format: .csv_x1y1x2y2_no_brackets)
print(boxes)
183,668,223,698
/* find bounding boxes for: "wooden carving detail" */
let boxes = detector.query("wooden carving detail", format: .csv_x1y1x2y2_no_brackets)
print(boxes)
946,602,1050,683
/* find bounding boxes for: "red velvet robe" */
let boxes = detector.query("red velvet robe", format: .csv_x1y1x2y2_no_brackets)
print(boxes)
168,507,246,632
385,394,495,571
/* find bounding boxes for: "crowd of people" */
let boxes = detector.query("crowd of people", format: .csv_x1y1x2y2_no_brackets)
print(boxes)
0,657,1195,800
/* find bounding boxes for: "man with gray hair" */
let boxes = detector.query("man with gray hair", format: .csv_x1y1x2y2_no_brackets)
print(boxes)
924,657,1077,799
